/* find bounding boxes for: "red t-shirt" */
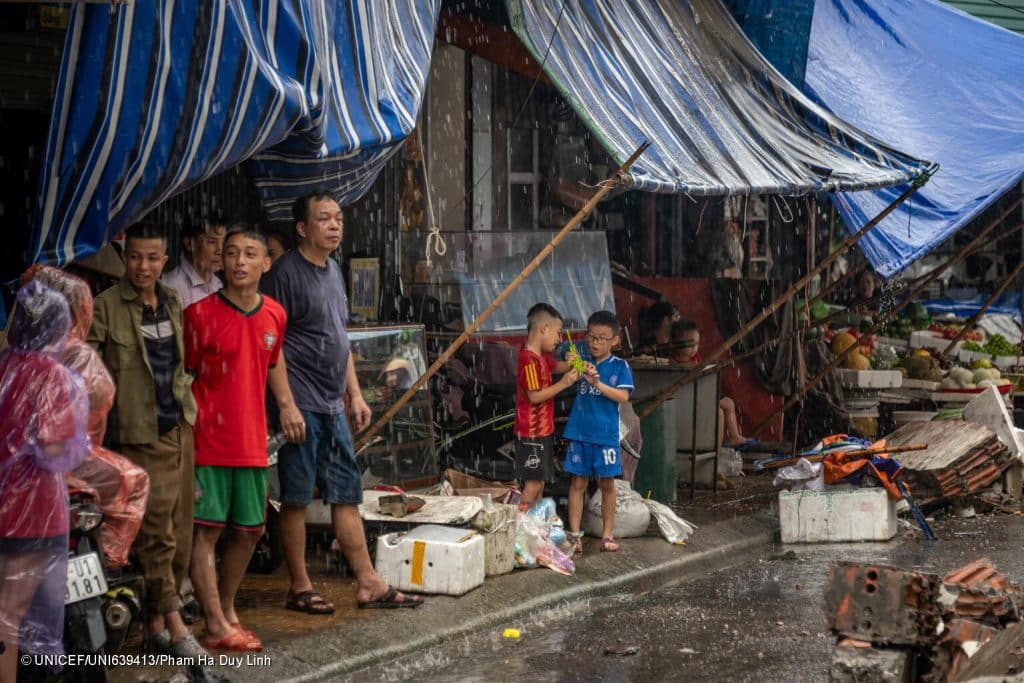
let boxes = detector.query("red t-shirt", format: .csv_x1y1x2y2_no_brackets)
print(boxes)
514,348,558,438
0,351,83,538
185,292,286,467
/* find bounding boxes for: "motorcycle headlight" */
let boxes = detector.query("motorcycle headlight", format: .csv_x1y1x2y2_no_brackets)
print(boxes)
74,508,103,532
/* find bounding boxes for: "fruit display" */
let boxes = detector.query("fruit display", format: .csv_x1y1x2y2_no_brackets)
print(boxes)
939,364,1012,391
974,333,1020,358
928,323,983,342
830,328,875,370
879,303,931,340
901,349,944,381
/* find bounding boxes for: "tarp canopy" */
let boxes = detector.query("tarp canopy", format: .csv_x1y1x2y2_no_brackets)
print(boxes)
506,0,931,198
805,0,1024,277
33,1,440,266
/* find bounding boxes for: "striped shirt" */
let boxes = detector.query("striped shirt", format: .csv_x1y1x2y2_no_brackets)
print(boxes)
514,348,558,438
141,294,181,434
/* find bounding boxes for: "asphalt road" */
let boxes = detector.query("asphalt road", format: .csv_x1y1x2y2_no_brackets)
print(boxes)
350,513,1024,683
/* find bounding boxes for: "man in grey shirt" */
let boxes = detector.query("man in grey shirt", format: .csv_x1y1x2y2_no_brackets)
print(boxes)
262,191,423,612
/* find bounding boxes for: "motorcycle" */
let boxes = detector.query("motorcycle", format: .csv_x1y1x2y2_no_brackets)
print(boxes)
64,488,144,663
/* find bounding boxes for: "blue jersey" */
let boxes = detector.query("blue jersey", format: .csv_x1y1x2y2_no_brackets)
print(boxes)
564,350,634,447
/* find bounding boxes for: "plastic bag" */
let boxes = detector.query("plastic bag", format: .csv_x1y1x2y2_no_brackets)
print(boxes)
719,447,744,478
583,479,652,538
514,498,575,575
641,498,698,544
0,281,90,656
772,457,825,492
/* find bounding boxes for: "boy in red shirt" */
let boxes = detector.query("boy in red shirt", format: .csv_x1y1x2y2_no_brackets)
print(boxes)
185,225,305,652
515,303,580,511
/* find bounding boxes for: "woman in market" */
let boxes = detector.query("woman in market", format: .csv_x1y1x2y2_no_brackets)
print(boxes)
0,281,90,681
636,301,680,356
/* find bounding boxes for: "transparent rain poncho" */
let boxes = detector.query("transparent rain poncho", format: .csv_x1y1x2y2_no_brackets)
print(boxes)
25,266,150,569
0,281,90,656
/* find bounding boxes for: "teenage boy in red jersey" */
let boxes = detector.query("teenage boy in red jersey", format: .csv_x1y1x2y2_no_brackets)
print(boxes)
184,225,305,652
514,303,580,511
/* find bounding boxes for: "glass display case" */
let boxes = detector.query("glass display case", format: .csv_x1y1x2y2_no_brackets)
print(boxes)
348,324,438,489
401,230,615,333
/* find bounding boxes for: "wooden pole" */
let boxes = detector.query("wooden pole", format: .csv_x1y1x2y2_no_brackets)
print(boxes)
355,142,650,450
808,261,868,309
941,257,1024,356
748,198,1024,438
636,172,933,421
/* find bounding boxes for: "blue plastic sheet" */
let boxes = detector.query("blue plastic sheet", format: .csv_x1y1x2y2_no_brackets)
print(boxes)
922,292,1023,324
805,0,1024,277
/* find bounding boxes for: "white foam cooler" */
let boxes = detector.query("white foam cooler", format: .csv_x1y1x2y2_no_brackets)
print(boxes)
375,524,485,596
779,487,897,543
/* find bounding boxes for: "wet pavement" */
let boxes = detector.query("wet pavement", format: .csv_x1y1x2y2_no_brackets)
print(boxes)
349,513,1024,683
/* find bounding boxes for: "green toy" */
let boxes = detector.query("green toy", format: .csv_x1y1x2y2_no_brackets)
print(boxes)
565,331,587,375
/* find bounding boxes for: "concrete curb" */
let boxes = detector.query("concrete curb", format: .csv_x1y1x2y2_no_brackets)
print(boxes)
279,511,777,682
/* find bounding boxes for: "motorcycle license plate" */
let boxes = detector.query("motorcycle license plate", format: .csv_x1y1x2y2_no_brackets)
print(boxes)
65,553,108,605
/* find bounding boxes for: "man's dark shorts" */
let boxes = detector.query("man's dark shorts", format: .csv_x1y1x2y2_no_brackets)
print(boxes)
278,409,363,506
514,435,555,483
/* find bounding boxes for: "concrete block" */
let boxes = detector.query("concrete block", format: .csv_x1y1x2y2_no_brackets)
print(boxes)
829,644,913,683
779,488,897,544
470,504,517,577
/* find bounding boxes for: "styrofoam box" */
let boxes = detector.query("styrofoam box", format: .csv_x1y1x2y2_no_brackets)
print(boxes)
779,487,896,543
837,369,903,389
375,524,485,596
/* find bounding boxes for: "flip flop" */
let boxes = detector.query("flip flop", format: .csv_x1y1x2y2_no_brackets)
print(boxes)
203,629,263,652
230,622,258,640
601,536,620,552
357,586,424,609
285,589,336,615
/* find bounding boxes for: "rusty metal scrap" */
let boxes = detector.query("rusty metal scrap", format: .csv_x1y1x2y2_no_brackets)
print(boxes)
825,562,942,646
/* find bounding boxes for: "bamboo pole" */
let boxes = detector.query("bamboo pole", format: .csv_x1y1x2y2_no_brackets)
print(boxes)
354,142,650,450
756,442,928,471
941,257,1024,356
748,197,1024,438
636,171,934,421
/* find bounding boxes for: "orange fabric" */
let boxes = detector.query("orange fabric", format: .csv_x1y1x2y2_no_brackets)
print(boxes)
822,438,904,500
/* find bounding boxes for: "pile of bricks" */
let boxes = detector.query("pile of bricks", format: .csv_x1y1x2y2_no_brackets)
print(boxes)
825,559,1022,682
884,421,1016,507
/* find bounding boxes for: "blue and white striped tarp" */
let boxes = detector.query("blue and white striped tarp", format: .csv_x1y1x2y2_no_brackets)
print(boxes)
507,0,932,197
34,1,440,266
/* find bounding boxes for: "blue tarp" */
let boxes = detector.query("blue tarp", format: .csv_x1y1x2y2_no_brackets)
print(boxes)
723,0,816,88
805,0,1024,277
33,1,440,266
506,0,930,198
923,292,1022,323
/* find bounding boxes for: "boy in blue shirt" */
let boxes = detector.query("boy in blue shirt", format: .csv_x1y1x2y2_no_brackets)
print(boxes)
563,311,634,553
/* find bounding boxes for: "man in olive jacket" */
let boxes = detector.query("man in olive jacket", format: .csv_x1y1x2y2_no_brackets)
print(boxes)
89,223,205,657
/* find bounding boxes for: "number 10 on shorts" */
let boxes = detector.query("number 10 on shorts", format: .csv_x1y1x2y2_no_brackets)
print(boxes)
602,448,617,466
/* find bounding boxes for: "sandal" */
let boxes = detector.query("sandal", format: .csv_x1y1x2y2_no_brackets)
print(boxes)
566,531,583,556
601,536,620,552
202,629,262,652
285,589,336,615
357,585,424,609
230,622,258,640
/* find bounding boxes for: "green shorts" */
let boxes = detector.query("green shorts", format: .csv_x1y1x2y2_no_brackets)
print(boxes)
194,466,268,530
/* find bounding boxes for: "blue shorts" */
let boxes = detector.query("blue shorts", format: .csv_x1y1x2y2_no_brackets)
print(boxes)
564,440,622,479
277,410,363,507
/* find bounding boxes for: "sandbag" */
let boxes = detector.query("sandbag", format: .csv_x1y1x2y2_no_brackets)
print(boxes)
583,479,651,538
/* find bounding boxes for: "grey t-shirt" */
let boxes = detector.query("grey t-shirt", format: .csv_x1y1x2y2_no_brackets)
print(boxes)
261,249,350,415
